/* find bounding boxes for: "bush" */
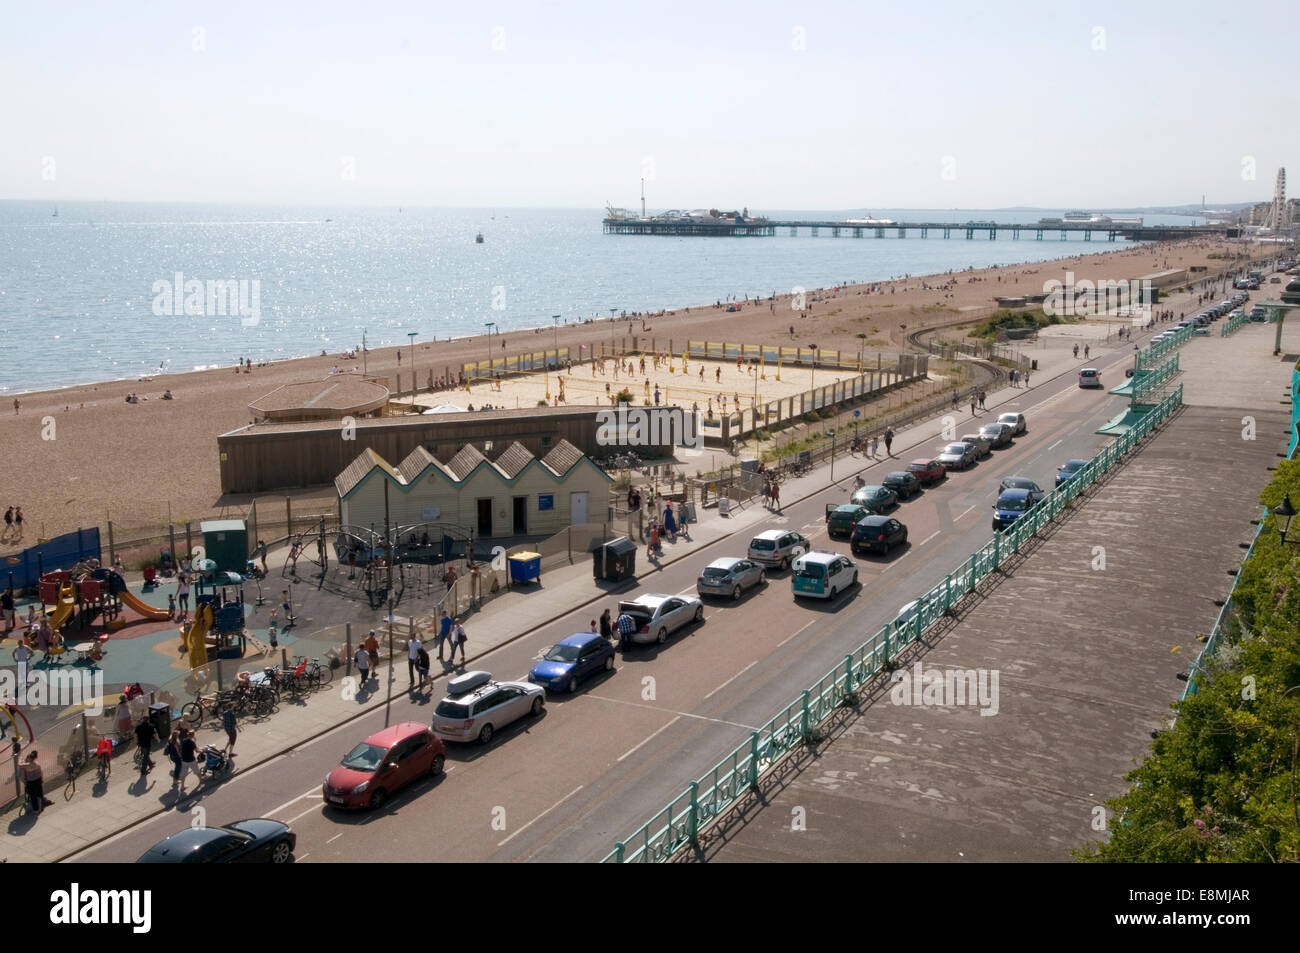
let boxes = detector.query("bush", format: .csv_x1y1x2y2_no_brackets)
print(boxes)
537,399,549,406
615,388,634,404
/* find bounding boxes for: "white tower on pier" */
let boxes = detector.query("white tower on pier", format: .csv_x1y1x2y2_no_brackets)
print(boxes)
1265,168,1287,231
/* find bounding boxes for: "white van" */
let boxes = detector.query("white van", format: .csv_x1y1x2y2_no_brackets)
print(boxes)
1078,367,1102,388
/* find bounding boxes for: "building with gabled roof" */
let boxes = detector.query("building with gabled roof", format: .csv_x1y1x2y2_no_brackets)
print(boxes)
335,439,612,538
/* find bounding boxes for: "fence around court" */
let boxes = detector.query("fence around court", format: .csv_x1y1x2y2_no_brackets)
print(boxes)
602,385,1183,862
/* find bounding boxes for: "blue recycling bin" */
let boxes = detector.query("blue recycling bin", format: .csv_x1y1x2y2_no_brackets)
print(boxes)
508,552,541,584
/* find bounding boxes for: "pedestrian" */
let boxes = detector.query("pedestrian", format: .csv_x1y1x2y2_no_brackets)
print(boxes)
21,751,52,813
648,523,660,558
13,640,32,689
951,391,959,409
407,631,422,686
288,540,300,574
364,629,379,680
178,728,198,793
221,706,237,756
589,619,598,634
13,507,22,541
165,730,182,788
762,479,771,507
2,507,12,542
970,395,977,416
1073,343,1079,358
416,643,431,689
451,618,467,664
872,434,880,457
1024,370,1030,387
771,480,781,512
979,390,986,410
599,608,613,640
167,592,176,620
114,694,133,739
258,539,268,573
1084,344,1090,359
134,715,157,771
663,502,677,541
883,427,894,456
176,574,190,619
354,643,371,685
1,587,14,634
616,610,637,650
436,610,452,662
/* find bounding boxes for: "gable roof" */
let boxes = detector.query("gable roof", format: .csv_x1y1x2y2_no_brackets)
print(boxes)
541,439,584,476
447,444,487,481
335,448,396,498
494,442,535,479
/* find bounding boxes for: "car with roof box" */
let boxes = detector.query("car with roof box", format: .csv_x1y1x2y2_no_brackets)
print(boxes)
432,671,545,745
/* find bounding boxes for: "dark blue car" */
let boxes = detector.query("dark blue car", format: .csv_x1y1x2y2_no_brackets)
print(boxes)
529,633,615,693
1055,459,1089,488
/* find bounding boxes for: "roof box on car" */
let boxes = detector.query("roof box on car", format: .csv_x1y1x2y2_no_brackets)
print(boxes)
447,670,492,697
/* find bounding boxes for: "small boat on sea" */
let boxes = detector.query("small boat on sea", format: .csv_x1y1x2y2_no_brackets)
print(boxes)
52,207,58,218
475,232,484,244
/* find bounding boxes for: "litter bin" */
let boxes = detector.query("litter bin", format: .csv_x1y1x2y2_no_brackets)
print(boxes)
593,537,637,582
508,551,541,584
149,702,172,739
1031,359,1038,371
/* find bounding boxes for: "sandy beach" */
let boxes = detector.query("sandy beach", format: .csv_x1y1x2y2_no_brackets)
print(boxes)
0,238,1260,544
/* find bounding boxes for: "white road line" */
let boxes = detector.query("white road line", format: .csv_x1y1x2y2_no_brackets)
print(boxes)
326,832,344,844
268,788,318,818
704,660,758,699
778,620,815,647
297,853,310,862
918,530,941,547
497,785,584,847
1047,439,1063,450
954,505,975,521
617,715,682,762
585,694,760,731
286,802,325,825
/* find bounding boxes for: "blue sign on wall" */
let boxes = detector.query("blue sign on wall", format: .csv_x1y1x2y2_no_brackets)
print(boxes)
538,494,554,511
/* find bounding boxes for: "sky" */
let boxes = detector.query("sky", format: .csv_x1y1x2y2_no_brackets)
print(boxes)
2,0,1297,210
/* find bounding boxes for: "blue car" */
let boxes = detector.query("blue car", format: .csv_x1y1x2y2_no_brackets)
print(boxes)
528,633,615,693
991,488,1040,531
1055,459,1089,487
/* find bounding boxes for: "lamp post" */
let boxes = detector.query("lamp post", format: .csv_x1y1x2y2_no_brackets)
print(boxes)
552,315,561,357
362,330,368,376
1272,493,1297,545
484,322,496,380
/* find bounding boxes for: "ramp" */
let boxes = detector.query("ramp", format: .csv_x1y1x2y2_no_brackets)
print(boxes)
1096,405,1156,436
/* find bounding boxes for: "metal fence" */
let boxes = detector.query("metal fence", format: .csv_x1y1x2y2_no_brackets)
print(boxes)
602,385,1184,862
1221,312,1250,336
1135,323,1194,370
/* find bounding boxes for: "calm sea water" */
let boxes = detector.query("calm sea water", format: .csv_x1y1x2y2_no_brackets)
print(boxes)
0,202,1206,395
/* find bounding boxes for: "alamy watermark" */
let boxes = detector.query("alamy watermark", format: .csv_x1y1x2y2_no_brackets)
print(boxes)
152,272,261,327
1043,271,1152,320
889,662,1000,716
596,406,702,450
0,669,105,713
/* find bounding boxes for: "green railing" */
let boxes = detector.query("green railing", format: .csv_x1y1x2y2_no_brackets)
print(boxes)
1221,312,1249,336
1129,353,1179,405
603,385,1184,862
1135,324,1194,370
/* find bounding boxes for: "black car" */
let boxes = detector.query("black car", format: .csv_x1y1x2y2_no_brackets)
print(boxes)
850,515,909,555
882,470,922,500
137,819,296,863
999,476,1045,498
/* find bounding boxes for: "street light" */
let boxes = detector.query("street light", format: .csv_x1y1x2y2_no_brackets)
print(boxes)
552,315,561,360
1272,493,1297,545
484,322,496,380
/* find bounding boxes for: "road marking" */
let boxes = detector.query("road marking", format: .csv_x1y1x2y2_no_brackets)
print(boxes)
617,715,682,762
704,660,758,699
286,801,325,825
586,694,760,731
918,530,940,547
954,505,975,522
1047,439,1063,450
326,832,344,844
268,788,318,818
297,853,310,862
497,785,584,847
778,620,815,647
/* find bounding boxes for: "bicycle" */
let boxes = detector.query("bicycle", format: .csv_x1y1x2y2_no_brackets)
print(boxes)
64,749,85,800
134,744,154,773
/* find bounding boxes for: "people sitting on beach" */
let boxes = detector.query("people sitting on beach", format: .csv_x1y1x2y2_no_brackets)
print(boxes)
162,389,173,400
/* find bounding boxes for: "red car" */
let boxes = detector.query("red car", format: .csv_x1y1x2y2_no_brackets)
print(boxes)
907,458,947,486
322,722,446,810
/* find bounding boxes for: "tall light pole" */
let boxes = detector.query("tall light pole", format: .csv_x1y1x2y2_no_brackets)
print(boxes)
608,308,618,358
552,315,561,359
362,329,368,376
484,322,496,380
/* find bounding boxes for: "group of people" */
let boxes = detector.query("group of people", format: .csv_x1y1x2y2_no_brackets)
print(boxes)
2,506,24,543
626,486,684,559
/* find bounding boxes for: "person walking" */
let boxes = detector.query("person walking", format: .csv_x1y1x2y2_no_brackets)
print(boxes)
221,706,237,756
165,730,182,789
771,479,781,513
21,751,52,813
134,715,157,771
363,629,380,681
883,427,894,456
648,523,660,558
407,632,422,687
1084,344,1090,359
1073,343,1079,358
258,539,268,573
2,507,12,543
176,574,190,620
871,434,880,457
1,587,14,634
13,507,22,542
13,641,32,690
177,728,198,794
354,643,371,686
436,611,452,662
978,390,986,410
970,395,977,416
416,644,431,690
451,618,467,665
663,502,677,541
599,608,613,641
1023,370,1030,387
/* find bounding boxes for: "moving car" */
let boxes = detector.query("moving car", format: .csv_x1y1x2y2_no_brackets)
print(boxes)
850,515,908,555
615,593,704,644
696,556,766,600
791,551,858,600
323,722,446,808
999,476,1045,496
905,459,946,486
997,412,1027,436
826,503,872,539
528,633,616,692
851,484,898,512
747,529,809,571
960,433,992,458
432,671,545,745
1055,458,1089,487
979,422,1014,449
937,441,979,471
883,470,923,499
992,488,1039,531
1078,367,1102,388
137,819,296,863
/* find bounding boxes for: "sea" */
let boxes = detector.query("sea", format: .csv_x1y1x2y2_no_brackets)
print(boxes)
0,203,1208,395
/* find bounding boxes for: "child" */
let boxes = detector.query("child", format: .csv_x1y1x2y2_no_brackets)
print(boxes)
268,609,279,648
168,592,177,620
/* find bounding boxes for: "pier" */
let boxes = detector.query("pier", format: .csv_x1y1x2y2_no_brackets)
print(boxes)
602,217,1238,242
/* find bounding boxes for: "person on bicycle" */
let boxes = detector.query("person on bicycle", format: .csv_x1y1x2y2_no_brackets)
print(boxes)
134,715,157,771
95,734,114,779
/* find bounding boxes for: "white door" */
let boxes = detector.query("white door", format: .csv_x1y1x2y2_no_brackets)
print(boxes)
570,491,588,525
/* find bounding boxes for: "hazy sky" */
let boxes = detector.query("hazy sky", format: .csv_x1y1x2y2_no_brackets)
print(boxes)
3,0,1296,209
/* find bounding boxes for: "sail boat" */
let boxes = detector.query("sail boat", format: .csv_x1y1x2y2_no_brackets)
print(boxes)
475,232,484,244
52,207,58,218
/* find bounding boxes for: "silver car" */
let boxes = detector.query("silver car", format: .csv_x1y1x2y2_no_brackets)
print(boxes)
696,557,766,600
937,441,978,471
747,529,810,571
431,670,545,745
979,422,1014,448
960,433,992,458
617,594,705,645
998,412,1027,436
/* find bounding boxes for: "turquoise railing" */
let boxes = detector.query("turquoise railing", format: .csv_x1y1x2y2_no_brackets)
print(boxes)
1129,353,1179,404
1221,312,1250,336
1135,324,1194,370
604,385,1184,862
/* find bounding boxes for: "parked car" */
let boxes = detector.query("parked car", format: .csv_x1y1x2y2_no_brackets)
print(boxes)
432,672,545,745
529,633,616,692
851,484,898,512
997,412,1027,436
137,819,296,863
936,441,979,471
826,503,873,539
850,515,908,555
747,529,810,571
1271,276,1282,284
615,593,704,644
905,459,946,486
323,722,446,808
791,551,858,600
992,488,1040,531
999,476,1045,497
960,433,992,458
883,470,923,499
696,556,766,600
1055,458,1089,487
1078,367,1102,388
979,422,1014,449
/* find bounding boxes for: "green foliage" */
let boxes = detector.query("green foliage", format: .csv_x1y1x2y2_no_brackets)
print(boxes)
614,388,634,404
971,308,1065,341
1078,458,1300,863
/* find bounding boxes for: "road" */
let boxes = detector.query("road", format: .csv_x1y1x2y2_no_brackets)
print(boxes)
71,337,1148,863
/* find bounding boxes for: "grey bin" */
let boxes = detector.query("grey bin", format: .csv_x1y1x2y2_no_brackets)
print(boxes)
148,702,172,739
593,536,637,582
678,502,696,524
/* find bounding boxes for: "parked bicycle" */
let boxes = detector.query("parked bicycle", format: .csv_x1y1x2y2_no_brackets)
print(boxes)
64,749,85,800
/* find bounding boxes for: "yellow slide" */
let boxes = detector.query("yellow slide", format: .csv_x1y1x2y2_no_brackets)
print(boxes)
118,588,172,621
48,583,77,629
